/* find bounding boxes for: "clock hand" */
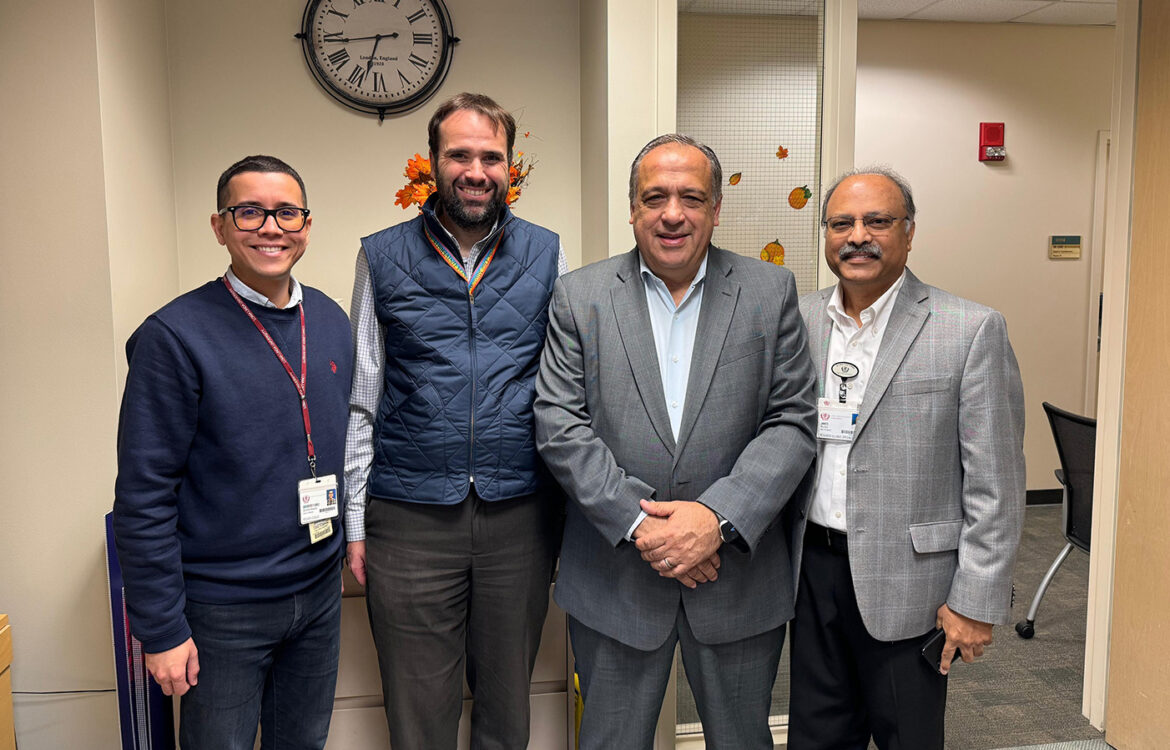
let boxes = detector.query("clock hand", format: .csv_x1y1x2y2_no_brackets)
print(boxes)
365,33,384,76
324,31,399,43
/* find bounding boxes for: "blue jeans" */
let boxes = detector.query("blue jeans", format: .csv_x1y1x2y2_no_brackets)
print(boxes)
180,569,342,750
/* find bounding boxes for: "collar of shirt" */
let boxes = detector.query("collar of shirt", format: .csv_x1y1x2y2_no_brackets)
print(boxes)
434,215,501,273
826,268,906,333
638,253,708,311
224,267,303,309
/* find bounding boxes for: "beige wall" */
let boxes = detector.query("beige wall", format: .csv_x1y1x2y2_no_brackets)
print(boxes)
579,0,609,265
608,0,677,257
856,20,1114,490
166,0,583,298
0,0,123,747
96,0,181,387
579,0,677,262
0,0,581,747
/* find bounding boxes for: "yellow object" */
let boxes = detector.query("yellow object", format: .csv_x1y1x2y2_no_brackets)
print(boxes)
760,240,785,265
728,172,742,185
1,615,14,750
788,186,811,210
573,671,583,749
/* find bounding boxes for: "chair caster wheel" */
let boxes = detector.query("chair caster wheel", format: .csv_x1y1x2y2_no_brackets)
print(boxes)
1015,620,1035,639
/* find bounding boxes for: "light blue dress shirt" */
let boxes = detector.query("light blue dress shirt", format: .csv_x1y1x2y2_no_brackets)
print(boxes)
625,252,708,538
639,254,708,438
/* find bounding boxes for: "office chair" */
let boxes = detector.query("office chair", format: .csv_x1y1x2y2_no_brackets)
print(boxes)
1015,401,1096,639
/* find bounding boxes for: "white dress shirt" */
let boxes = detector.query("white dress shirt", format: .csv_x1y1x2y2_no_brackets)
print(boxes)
343,219,569,542
808,270,906,532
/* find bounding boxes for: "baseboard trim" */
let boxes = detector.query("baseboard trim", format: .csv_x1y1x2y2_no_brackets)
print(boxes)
675,720,788,749
1027,489,1063,506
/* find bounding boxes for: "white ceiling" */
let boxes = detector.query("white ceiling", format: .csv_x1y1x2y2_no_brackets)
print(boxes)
678,0,1116,25
860,0,1114,24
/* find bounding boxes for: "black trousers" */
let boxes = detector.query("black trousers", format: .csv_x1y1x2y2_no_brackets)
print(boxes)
364,489,557,750
788,526,947,750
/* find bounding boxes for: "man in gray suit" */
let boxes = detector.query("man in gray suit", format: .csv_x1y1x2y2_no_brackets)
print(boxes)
534,134,817,750
788,167,1026,749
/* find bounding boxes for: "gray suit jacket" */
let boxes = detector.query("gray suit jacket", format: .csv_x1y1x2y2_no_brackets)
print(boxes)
535,247,817,650
798,269,1026,641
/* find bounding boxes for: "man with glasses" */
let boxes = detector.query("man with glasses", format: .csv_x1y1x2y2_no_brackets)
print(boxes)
343,93,565,750
787,168,1025,749
113,155,352,750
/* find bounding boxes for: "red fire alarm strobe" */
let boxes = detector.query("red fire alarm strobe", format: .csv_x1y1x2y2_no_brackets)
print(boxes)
980,122,1006,162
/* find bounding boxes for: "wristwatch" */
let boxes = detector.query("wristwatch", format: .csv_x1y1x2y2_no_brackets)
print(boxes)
716,513,741,545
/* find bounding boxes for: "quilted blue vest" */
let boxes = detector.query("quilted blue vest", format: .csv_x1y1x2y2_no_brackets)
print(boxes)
361,196,560,504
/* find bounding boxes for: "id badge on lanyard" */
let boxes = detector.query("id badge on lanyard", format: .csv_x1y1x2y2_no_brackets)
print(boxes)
817,398,858,442
222,277,335,543
817,361,860,442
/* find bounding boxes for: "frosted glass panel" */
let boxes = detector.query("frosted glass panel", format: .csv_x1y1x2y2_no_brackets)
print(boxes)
677,1,824,295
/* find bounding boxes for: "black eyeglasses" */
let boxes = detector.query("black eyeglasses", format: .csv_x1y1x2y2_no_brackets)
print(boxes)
218,205,310,232
823,214,909,236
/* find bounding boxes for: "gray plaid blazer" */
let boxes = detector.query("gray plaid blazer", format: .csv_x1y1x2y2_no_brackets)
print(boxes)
798,269,1026,641
535,247,817,650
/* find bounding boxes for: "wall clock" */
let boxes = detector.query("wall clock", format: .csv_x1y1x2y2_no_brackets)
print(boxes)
298,0,458,121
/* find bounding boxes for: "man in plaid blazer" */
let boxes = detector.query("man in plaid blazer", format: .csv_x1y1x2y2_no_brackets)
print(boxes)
789,167,1026,750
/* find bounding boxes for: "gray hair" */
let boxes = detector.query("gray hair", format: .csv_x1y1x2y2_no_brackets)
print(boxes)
628,134,723,206
820,165,916,225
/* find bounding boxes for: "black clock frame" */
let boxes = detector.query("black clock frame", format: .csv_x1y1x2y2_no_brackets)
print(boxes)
296,0,459,122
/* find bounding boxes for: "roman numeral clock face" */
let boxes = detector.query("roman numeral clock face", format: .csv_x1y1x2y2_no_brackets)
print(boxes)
299,0,456,119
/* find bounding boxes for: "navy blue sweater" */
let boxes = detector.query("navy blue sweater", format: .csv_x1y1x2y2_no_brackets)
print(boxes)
113,280,353,652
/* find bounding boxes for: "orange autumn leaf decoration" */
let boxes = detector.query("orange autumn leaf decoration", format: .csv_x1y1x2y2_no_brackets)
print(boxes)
395,154,436,209
405,153,431,181
393,186,415,209
729,172,742,186
776,146,789,159
395,149,536,211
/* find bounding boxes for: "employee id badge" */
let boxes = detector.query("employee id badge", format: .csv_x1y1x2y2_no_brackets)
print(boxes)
816,398,859,442
298,474,339,525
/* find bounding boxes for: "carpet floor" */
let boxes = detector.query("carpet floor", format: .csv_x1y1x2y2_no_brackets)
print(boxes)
675,504,1106,749
992,741,1111,750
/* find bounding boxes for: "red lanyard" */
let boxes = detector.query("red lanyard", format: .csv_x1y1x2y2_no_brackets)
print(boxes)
221,277,317,477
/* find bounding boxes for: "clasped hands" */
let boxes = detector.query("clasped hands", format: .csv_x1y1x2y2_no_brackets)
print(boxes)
633,499,722,589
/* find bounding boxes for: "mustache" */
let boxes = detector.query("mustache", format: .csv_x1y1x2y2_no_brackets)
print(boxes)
838,242,883,261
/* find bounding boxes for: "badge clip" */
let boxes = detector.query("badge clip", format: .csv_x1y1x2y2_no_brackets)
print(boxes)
830,361,859,404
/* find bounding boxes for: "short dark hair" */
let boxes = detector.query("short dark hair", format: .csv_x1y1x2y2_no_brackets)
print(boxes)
427,92,516,162
821,166,916,225
628,134,723,206
216,155,307,210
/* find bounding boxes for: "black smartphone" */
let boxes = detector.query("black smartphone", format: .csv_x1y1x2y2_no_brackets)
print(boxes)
920,628,961,674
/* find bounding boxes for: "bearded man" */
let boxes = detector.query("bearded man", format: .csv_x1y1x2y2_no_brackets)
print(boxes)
343,93,567,750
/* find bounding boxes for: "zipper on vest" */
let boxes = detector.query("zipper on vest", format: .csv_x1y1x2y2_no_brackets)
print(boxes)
467,287,476,484
458,214,509,489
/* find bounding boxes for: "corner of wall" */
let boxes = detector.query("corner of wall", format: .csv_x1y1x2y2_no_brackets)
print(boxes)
580,0,609,266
